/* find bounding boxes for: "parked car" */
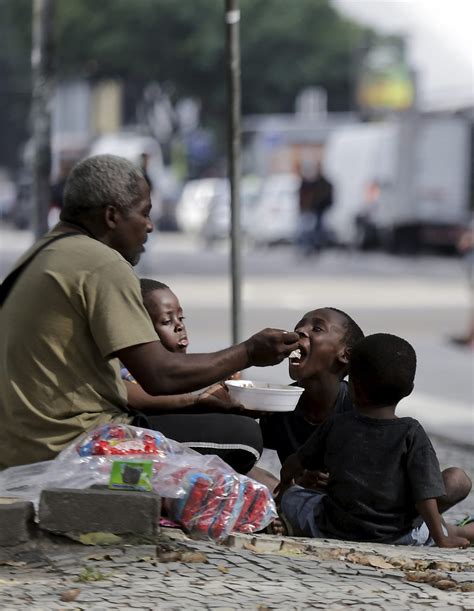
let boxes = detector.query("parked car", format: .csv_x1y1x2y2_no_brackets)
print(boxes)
175,178,227,234
247,173,300,245
201,175,262,244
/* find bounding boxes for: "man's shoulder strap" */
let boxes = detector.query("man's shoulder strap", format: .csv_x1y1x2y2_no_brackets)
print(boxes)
0,232,80,307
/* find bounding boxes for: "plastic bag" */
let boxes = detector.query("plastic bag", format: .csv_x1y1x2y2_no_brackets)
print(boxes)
0,424,276,541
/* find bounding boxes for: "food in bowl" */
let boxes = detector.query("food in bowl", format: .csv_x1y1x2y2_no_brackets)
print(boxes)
225,380,304,412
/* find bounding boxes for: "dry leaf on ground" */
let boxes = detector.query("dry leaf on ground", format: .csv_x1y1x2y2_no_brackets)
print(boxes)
59,588,81,602
78,532,122,546
434,579,457,590
180,551,208,564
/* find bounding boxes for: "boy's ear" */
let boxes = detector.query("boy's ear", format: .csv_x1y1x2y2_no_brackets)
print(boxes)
337,345,350,365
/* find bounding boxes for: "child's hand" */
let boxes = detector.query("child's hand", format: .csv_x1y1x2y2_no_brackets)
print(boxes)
437,534,470,549
195,392,244,413
197,383,265,418
227,371,241,381
276,453,304,507
296,470,328,491
200,382,230,403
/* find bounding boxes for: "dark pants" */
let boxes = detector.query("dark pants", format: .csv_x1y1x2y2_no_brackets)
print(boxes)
133,412,263,474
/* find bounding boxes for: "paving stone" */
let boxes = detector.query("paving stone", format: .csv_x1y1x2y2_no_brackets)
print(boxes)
39,488,161,536
0,500,35,546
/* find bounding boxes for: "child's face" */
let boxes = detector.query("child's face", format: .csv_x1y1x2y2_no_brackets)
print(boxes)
143,288,189,353
289,308,349,382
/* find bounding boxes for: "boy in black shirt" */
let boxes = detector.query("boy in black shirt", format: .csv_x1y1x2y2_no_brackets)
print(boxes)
260,307,364,465
278,333,473,547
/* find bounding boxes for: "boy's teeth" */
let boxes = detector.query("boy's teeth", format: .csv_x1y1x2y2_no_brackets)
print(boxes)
289,349,301,360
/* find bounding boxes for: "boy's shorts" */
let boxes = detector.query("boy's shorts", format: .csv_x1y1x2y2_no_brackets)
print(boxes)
281,485,445,546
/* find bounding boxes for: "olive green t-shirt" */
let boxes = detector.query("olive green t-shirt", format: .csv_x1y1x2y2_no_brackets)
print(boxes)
0,232,159,468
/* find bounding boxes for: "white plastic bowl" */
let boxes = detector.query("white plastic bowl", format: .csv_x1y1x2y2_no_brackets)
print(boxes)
225,380,304,412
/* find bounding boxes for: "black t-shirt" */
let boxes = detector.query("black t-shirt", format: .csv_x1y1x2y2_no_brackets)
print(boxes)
297,412,446,543
260,381,352,464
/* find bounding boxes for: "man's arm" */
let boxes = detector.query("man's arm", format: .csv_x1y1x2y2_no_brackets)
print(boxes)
416,498,469,548
116,328,299,396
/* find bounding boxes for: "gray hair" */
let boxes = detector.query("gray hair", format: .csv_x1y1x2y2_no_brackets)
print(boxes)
61,154,145,221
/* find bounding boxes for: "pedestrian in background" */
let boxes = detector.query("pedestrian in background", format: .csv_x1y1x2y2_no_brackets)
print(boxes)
450,221,474,348
297,161,333,256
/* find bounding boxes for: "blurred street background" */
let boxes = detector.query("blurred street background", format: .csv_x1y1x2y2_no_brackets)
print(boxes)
0,0,472,446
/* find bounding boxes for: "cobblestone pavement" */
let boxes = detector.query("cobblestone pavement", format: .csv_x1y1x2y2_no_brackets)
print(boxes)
0,528,473,610
0,436,472,610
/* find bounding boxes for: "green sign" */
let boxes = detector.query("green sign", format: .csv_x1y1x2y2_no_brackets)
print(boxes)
109,460,153,492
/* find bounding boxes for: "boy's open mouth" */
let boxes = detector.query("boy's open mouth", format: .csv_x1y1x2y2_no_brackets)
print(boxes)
289,345,308,367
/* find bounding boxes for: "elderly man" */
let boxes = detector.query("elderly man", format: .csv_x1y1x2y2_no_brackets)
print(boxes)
0,155,299,469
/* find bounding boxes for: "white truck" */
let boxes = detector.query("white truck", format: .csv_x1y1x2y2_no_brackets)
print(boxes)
324,115,472,251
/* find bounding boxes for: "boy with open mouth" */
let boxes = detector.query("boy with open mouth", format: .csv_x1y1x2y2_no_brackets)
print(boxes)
260,307,364,468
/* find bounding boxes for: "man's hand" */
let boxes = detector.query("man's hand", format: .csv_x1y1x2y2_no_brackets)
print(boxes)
244,329,300,367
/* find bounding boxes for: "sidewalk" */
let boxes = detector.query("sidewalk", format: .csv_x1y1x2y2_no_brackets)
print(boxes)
0,436,472,610
0,525,473,609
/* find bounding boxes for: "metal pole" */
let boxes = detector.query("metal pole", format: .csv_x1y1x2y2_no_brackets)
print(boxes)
225,0,242,344
31,0,54,238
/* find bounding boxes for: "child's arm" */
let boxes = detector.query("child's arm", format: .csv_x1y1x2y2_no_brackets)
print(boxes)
275,453,305,505
125,380,243,413
416,498,469,548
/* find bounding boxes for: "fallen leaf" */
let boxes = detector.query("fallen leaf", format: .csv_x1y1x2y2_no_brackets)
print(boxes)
406,571,429,583
180,551,208,564
217,564,229,574
75,566,110,582
425,573,444,584
413,560,430,571
434,579,457,591
430,561,456,571
136,556,155,563
366,555,395,569
78,532,122,546
59,588,81,602
157,551,182,563
387,558,406,568
243,542,258,553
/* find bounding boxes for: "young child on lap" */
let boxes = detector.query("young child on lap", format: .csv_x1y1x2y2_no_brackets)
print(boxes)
123,279,237,413
121,278,261,474
278,333,473,547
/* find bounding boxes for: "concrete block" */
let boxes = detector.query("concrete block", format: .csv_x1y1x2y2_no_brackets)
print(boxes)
0,500,35,546
39,488,161,536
